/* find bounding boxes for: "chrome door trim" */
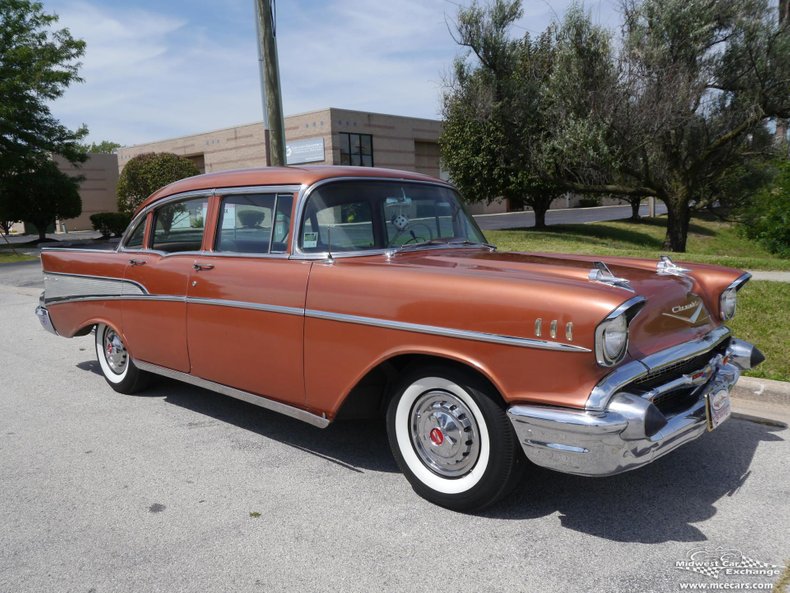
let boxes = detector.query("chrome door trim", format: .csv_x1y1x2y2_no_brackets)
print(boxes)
133,359,330,428
187,297,304,317
304,309,591,352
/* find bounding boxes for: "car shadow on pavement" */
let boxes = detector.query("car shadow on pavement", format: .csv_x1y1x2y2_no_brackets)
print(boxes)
483,418,785,543
74,360,785,540
125,376,399,475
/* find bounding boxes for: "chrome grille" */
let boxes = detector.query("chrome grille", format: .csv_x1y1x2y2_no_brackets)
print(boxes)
630,338,730,416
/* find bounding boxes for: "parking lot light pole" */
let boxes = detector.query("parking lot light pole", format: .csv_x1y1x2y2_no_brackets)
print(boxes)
255,0,286,166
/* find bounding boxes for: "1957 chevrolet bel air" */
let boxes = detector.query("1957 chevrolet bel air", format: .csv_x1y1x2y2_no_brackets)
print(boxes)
35,166,764,511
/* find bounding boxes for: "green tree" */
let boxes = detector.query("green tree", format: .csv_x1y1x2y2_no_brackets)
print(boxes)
83,140,121,154
609,0,790,251
116,153,200,214
442,0,790,251
0,160,81,241
441,1,559,228
0,0,88,176
441,2,625,228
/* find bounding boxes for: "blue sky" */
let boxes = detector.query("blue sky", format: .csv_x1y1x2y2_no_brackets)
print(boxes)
45,0,621,147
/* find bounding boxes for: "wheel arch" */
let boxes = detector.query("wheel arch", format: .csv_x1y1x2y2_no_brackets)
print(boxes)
334,349,507,421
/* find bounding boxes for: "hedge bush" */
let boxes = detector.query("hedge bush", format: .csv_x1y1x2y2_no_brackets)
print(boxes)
90,212,131,238
741,160,790,258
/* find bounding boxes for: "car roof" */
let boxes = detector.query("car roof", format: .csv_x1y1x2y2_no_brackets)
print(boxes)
136,165,448,214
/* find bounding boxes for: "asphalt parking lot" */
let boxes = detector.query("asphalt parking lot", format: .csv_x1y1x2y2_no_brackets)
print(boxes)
1,264,788,593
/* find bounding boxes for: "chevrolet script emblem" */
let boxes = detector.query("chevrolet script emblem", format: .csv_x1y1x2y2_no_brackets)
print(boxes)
663,299,708,324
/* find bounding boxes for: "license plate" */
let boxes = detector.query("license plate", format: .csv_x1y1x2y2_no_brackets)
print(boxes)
706,388,732,431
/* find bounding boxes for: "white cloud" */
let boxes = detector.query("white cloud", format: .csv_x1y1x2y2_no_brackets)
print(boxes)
45,0,622,147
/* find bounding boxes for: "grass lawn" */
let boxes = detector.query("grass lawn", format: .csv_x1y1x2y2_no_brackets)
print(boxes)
487,216,788,382
727,281,790,382
486,215,790,271
0,251,36,263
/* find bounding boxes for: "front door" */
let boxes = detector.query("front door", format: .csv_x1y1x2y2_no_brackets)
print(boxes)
185,192,309,406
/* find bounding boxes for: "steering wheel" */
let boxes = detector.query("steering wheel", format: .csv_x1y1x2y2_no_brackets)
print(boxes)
400,222,435,245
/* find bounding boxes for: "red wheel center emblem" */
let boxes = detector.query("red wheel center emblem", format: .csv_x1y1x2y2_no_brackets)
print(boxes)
429,428,444,446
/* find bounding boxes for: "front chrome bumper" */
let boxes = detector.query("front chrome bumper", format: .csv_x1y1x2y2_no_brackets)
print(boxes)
507,332,761,477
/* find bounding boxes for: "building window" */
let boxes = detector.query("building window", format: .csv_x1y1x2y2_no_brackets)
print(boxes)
338,133,373,167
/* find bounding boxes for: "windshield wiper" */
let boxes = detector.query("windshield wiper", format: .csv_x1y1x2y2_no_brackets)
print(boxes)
390,238,496,253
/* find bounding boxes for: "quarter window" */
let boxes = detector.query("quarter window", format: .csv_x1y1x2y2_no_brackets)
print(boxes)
338,133,373,167
124,217,147,249
151,197,209,253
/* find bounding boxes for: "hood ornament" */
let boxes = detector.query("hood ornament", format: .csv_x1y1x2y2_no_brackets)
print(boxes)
656,255,690,276
588,261,633,292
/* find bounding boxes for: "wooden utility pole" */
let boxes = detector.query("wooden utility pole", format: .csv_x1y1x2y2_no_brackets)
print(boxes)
254,0,286,166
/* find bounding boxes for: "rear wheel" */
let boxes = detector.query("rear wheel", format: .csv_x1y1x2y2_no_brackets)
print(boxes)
95,323,150,394
386,365,524,512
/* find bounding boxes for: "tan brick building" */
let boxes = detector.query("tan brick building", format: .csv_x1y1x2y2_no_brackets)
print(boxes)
117,107,446,179
55,153,120,232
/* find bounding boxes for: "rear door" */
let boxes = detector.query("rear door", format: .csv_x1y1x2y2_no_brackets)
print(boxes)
122,194,211,372
185,191,310,406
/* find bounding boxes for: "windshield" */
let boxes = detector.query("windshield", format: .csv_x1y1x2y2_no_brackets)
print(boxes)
299,180,487,253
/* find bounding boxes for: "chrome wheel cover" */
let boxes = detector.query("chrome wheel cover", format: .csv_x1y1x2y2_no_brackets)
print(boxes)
102,327,128,375
409,389,480,478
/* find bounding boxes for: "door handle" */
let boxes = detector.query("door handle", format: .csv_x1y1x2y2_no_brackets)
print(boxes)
193,263,215,271
129,259,146,266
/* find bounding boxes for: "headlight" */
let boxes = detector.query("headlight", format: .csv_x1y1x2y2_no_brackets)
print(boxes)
719,273,750,321
596,314,628,366
595,297,646,367
720,287,737,320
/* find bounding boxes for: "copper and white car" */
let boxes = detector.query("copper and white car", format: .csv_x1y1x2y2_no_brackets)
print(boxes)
35,166,763,511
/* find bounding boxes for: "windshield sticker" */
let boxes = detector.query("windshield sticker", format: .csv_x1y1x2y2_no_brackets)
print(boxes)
303,232,318,248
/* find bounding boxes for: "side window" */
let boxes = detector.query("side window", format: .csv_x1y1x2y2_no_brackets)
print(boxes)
216,194,275,254
124,217,147,249
151,197,208,253
301,195,374,252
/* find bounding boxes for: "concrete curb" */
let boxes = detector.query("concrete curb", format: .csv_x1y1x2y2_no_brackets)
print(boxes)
731,376,790,428
732,376,790,406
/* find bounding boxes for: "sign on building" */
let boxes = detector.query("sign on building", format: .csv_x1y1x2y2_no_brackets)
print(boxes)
286,137,325,165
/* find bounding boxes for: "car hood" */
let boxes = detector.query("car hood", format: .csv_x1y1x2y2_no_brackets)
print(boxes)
383,248,726,357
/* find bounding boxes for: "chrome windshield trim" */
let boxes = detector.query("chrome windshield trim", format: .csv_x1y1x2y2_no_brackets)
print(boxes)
133,359,330,428
291,176,480,259
586,325,732,411
305,309,591,352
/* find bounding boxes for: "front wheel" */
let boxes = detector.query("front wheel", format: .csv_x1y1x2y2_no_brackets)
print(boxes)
95,323,151,394
386,365,524,512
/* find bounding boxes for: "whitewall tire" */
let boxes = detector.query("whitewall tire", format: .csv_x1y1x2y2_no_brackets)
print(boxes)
386,365,524,512
94,323,150,394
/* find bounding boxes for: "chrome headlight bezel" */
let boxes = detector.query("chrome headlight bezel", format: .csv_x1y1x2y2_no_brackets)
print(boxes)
720,273,750,321
595,296,647,367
